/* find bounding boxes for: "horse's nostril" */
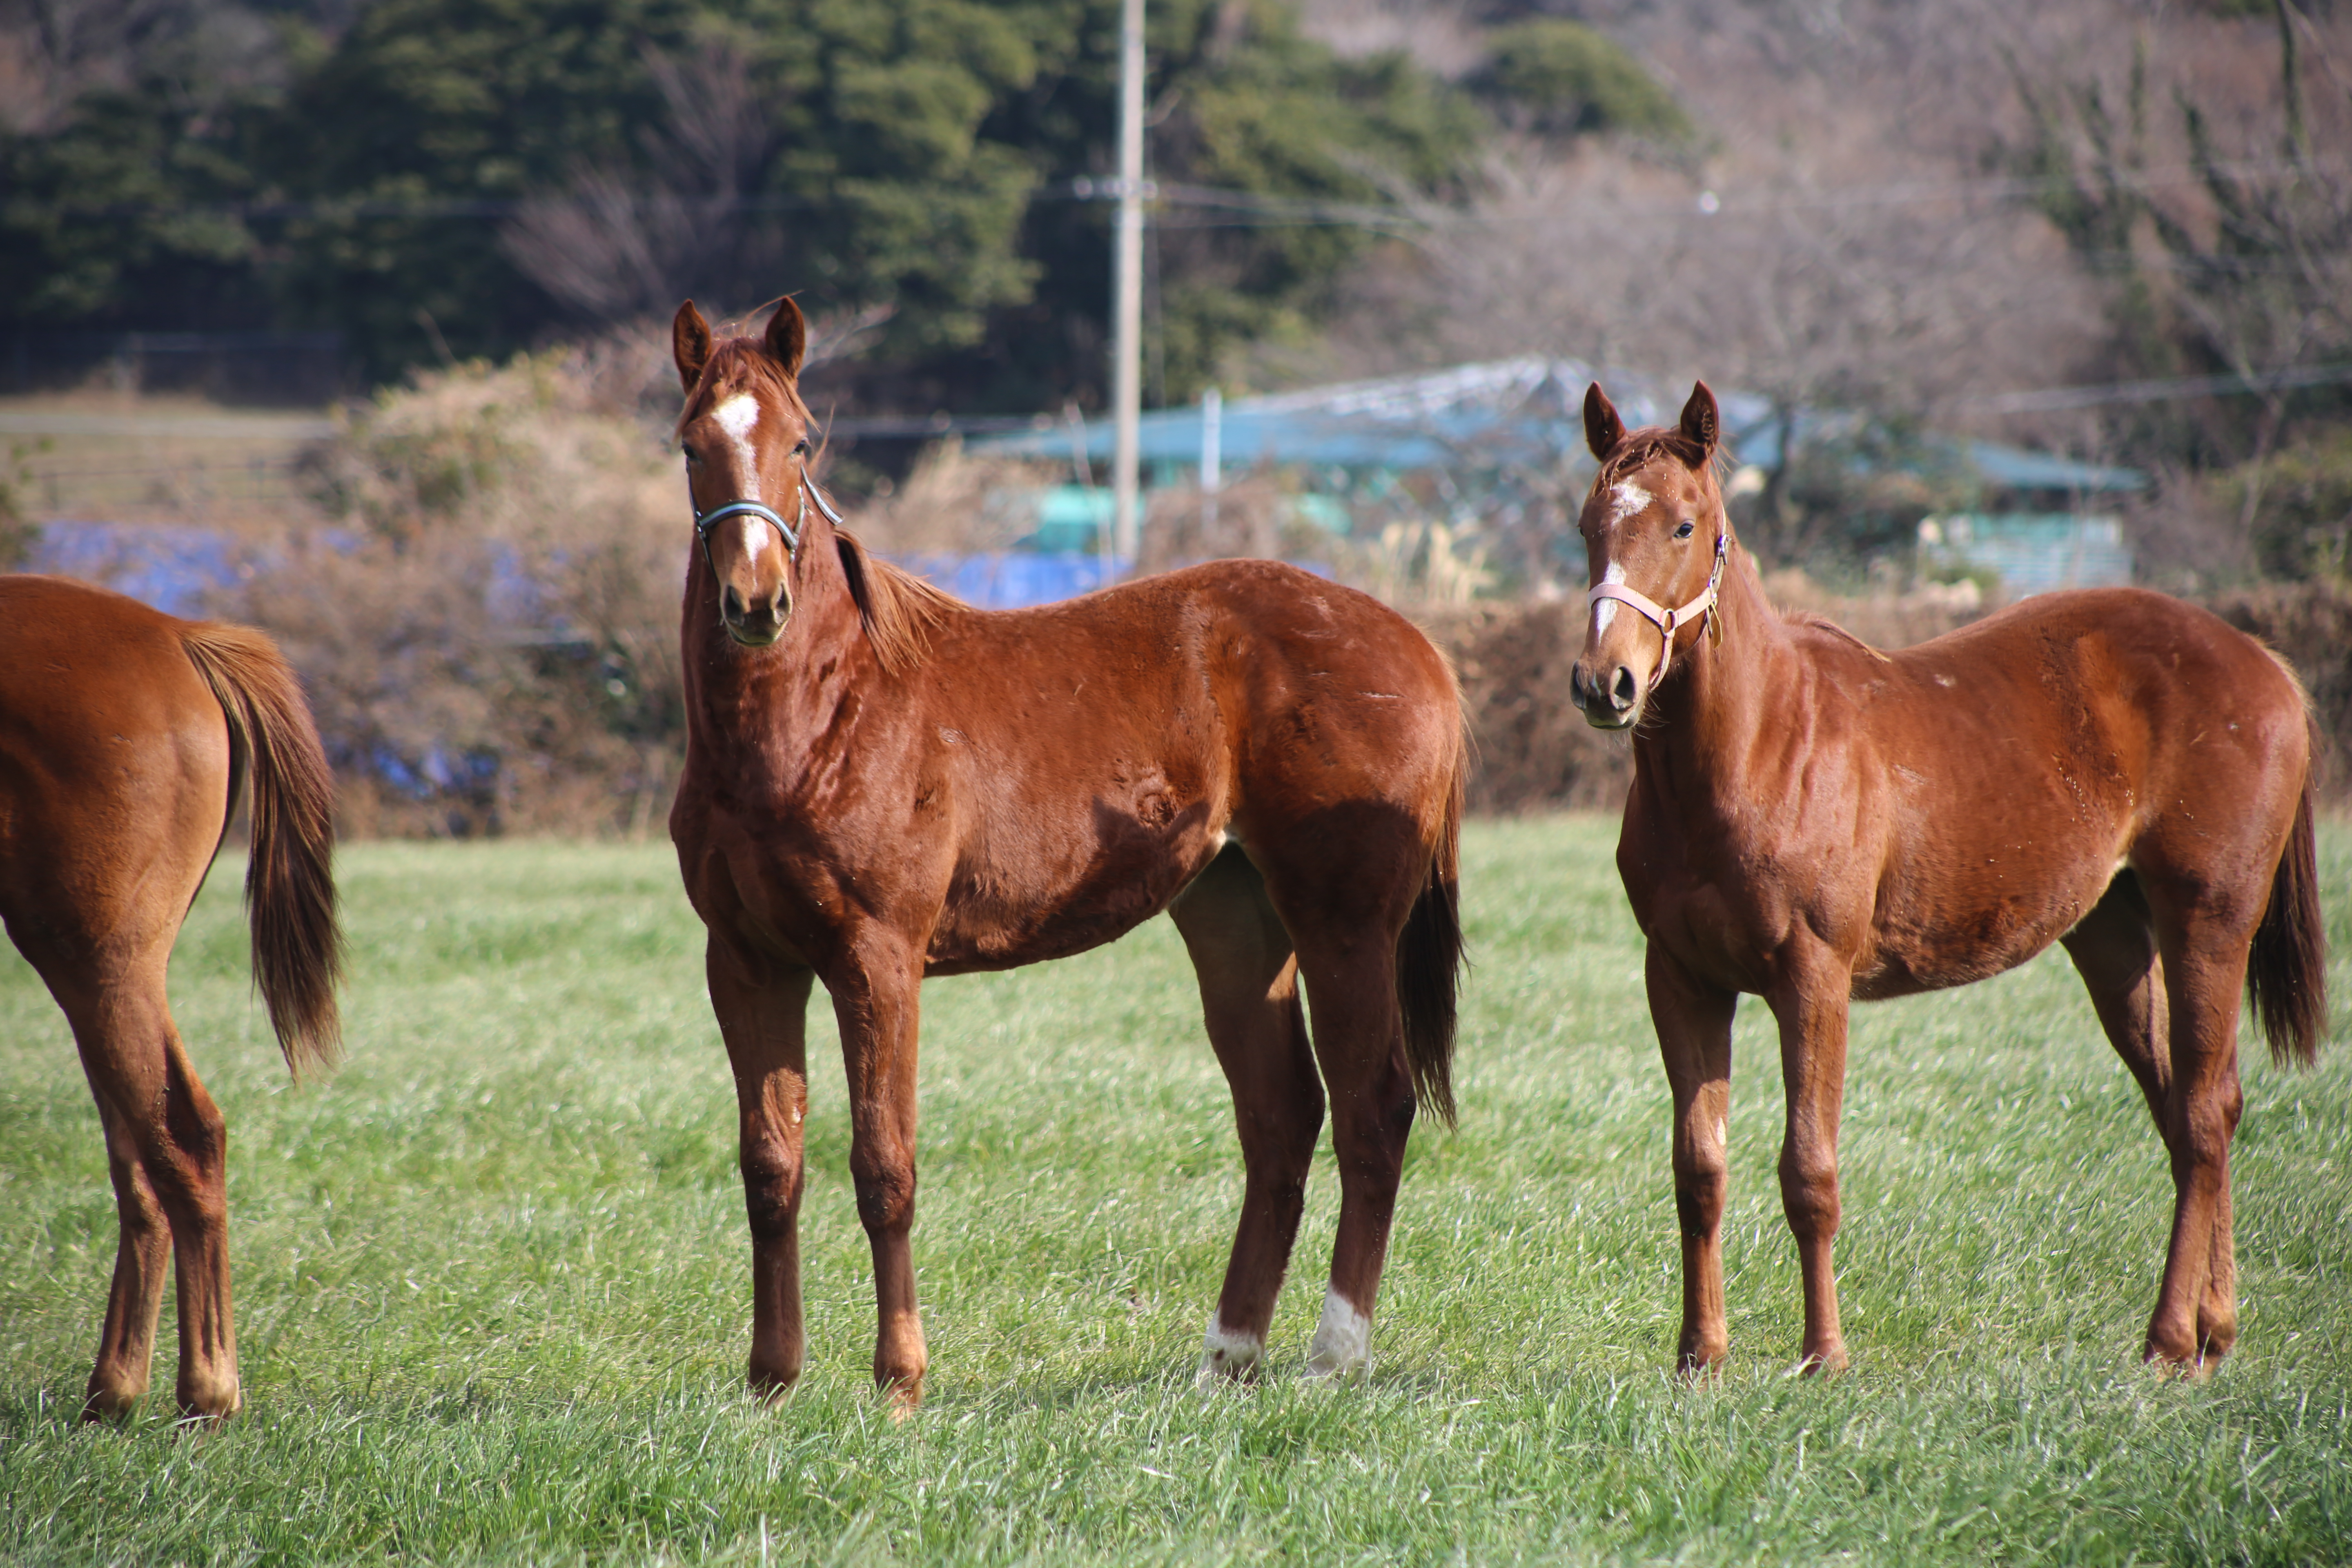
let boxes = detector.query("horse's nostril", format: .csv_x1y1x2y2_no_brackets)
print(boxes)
1612,667,1638,710
722,586,746,621
1569,666,1589,710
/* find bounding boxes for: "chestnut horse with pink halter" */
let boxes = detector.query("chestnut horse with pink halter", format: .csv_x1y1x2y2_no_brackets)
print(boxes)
1570,380,2327,1375
665,298,1467,1407
2,576,341,1421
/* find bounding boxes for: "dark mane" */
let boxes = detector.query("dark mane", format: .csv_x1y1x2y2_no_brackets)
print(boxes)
834,528,964,675
1780,608,1893,663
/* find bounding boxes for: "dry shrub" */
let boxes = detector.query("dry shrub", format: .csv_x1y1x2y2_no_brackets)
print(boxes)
214,350,688,837
842,440,1057,556
2205,581,2352,800
1137,474,1352,574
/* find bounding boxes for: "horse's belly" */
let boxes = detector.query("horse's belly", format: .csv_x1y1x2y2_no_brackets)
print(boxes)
1853,858,2115,999
923,818,1227,975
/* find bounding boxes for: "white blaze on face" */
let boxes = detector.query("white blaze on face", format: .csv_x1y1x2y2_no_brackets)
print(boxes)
713,394,768,557
1608,480,1652,524
1306,1287,1372,1377
1592,560,1629,635
1197,1313,1263,1385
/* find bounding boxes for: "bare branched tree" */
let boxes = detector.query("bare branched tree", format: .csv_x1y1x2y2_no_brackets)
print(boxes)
501,40,781,325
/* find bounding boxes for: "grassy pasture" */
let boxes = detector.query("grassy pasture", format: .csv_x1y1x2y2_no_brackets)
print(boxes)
2,817,2348,1564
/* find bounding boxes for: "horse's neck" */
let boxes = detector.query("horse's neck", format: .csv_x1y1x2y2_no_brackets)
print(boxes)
1634,551,1802,810
682,552,877,793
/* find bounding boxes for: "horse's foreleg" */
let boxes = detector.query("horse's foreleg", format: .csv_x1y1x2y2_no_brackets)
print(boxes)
707,942,815,1399
84,1100,171,1419
831,949,928,1407
1766,963,1850,1374
2143,924,2250,1372
1646,945,1737,1372
1171,849,1321,1383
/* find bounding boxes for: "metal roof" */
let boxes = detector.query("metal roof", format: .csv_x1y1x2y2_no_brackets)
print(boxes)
975,359,2147,495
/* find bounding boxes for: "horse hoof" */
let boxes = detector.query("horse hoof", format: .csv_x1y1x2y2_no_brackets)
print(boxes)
80,1385,143,1423
174,1377,242,1424
882,1378,924,1420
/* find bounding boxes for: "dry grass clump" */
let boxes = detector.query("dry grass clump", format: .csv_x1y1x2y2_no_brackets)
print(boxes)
212,350,688,837
840,440,1059,557
2207,581,2352,797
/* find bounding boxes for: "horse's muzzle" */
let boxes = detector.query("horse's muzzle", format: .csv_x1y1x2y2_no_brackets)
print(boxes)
722,582,792,646
1570,661,1641,729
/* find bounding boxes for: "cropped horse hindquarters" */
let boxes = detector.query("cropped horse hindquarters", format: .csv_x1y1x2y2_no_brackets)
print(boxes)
1575,380,2328,1377
0,575,343,1421
666,296,1467,1409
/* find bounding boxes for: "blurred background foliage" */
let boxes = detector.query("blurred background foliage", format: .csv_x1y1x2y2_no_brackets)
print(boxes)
5,0,2351,827
0,0,1499,402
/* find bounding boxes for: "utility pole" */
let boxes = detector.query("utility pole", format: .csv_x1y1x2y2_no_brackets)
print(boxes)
1110,0,1145,564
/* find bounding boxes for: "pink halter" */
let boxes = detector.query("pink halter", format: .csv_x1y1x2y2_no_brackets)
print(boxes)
1586,530,1728,682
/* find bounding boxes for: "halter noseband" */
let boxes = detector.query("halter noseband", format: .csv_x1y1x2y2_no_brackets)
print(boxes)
691,475,846,564
1586,528,1728,683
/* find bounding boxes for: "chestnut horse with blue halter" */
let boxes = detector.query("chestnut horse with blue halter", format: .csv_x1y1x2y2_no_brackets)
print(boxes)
665,298,1467,1407
2,575,341,1420
1570,381,2327,1376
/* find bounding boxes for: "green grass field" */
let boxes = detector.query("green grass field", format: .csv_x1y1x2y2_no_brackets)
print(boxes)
2,818,2348,1564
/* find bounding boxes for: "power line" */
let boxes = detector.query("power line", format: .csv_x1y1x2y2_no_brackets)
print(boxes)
1962,361,2352,413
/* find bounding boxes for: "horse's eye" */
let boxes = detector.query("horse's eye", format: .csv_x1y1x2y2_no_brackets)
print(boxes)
794,439,811,457
1675,519,1696,539
682,447,702,467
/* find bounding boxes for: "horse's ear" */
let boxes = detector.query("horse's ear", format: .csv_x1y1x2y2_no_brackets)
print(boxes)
764,297,806,380
673,300,713,394
1584,383,1626,461
1678,380,1720,460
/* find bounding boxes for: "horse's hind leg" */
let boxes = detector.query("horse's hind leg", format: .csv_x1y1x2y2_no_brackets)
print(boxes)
2060,873,2173,1118
1169,847,1321,1382
2062,875,2243,1364
2145,913,2251,1372
83,1100,172,1418
1269,875,1418,1380
62,961,241,1419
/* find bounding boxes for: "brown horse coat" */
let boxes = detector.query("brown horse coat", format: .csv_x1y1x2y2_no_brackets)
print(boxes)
667,300,1466,1405
1569,383,2327,1375
1,575,340,1419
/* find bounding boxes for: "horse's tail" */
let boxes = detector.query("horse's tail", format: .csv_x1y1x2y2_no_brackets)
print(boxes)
1396,733,1468,1129
181,622,344,1076
2247,765,2328,1071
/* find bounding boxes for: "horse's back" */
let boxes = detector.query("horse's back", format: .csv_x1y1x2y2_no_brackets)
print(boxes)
0,576,234,965
1140,559,1459,798
1825,587,2310,993
1888,586,2308,807
905,559,1460,967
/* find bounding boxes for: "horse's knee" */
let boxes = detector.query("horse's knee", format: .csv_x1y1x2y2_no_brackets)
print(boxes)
850,1149,918,1234
739,1144,803,1241
1777,1151,1840,1238
1673,1168,1726,1240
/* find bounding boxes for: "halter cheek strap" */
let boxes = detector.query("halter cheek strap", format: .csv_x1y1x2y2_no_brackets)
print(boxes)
1586,530,1728,683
